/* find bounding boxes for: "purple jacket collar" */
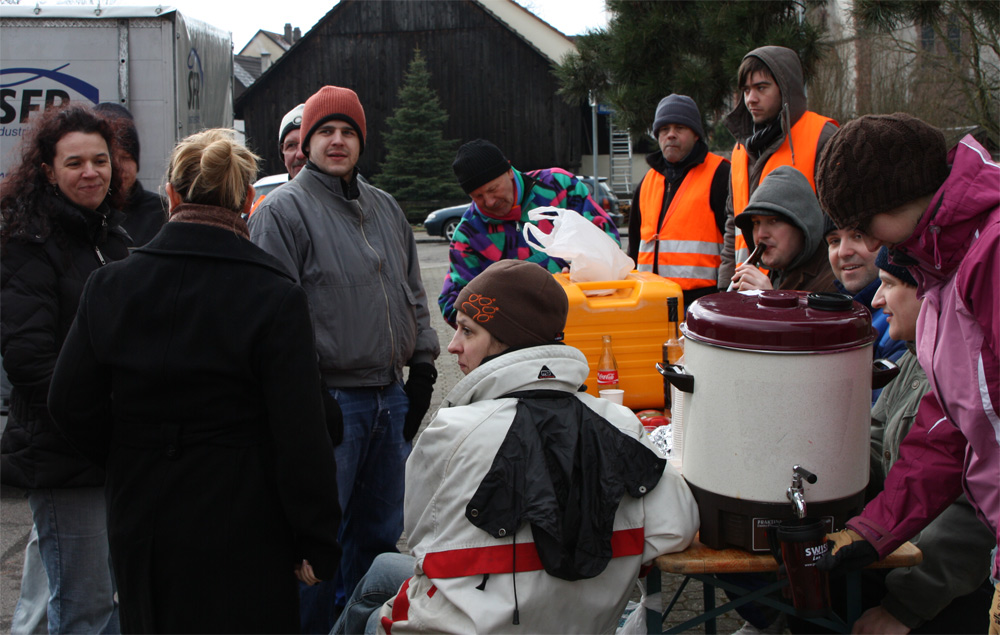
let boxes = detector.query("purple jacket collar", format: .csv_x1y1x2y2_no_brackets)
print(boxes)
895,136,1000,290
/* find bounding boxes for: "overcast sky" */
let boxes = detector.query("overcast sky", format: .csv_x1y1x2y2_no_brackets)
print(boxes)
161,0,609,51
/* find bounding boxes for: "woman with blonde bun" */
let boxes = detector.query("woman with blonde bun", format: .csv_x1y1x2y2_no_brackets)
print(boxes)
48,129,343,633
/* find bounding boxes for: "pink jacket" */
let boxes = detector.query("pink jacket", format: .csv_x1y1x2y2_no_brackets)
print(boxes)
847,136,1000,577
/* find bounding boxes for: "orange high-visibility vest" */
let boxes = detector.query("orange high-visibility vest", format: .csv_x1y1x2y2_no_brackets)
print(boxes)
731,111,837,263
248,194,266,218
637,152,726,290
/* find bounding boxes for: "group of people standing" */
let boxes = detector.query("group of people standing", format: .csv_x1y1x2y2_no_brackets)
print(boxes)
1,40,997,635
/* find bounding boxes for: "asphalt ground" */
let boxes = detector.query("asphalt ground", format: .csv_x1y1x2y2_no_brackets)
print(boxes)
1,226,750,633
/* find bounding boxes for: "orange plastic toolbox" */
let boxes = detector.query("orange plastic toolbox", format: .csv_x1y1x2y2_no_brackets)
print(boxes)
554,271,684,410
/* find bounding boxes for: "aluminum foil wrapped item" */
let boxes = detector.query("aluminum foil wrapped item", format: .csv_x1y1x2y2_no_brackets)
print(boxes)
647,424,672,458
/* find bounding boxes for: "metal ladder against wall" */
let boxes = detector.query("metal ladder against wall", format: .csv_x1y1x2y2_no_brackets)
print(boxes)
608,120,633,198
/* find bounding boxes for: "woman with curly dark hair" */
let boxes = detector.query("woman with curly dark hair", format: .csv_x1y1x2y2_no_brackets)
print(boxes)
1,103,128,634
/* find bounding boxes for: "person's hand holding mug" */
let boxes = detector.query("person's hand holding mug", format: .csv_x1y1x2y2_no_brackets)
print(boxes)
817,528,878,574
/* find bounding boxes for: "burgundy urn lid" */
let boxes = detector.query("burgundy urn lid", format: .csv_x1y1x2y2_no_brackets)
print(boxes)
682,291,874,352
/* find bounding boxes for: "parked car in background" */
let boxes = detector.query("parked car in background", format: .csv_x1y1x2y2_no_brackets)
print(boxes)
253,173,289,200
423,204,468,241
580,176,624,227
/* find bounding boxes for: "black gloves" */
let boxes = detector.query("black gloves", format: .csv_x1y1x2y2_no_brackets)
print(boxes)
403,363,437,442
321,385,343,446
817,529,879,574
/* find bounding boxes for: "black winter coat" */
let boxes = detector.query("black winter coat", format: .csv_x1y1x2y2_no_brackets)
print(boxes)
0,192,130,489
47,212,342,633
120,183,167,248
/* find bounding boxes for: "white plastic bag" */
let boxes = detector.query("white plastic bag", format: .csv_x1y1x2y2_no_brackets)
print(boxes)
616,578,651,634
616,599,647,635
522,207,634,293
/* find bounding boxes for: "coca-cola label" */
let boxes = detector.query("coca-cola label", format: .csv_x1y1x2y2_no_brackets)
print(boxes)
597,370,619,385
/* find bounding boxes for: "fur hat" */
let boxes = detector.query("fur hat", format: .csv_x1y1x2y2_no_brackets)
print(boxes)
455,260,568,348
452,139,511,195
651,94,705,140
817,113,948,229
301,86,366,153
876,247,918,287
278,104,305,147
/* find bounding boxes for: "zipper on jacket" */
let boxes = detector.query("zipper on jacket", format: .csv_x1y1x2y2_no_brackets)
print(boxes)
355,201,396,371
94,245,107,266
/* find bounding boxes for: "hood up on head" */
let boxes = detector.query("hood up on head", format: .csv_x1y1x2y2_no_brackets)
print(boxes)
724,46,808,143
737,165,827,272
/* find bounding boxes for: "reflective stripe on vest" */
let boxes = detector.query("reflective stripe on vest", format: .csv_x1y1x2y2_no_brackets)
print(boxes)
731,111,837,263
637,152,725,290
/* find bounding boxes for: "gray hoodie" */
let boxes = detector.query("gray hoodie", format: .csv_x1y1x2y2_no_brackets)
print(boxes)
734,165,837,291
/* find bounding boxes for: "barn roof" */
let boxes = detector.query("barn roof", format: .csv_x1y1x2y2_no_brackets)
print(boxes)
236,0,577,110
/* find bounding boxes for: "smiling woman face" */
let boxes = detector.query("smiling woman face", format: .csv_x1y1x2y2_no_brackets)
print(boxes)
871,270,921,342
43,131,112,211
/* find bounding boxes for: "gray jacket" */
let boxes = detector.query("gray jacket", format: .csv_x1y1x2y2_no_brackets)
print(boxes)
249,165,439,387
869,347,994,628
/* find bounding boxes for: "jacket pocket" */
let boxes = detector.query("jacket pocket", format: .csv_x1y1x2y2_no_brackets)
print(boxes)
395,282,419,359
307,281,389,374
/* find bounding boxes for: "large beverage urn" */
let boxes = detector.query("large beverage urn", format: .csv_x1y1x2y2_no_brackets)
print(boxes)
660,291,898,551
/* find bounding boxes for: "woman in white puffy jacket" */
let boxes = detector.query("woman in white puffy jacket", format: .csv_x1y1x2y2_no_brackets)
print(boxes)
333,260,699,634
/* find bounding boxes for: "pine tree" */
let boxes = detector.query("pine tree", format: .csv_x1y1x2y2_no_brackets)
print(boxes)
555,1,826,145
374,48,465,218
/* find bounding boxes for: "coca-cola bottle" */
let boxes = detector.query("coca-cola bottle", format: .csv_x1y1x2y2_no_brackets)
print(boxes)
597,335,620,390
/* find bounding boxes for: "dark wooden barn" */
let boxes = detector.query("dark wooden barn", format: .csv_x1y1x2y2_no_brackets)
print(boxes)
234,0,589,180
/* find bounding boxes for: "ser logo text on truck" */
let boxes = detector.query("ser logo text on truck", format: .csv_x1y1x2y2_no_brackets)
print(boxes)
1,64,100,125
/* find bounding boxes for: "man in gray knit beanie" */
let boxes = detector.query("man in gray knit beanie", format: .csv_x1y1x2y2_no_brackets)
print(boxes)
628,94,731,308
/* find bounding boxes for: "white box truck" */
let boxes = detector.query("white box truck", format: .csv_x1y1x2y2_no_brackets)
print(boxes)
0,5,233,191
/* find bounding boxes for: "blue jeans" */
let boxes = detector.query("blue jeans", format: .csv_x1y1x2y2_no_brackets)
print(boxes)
331,553,415,635
299,383,410,633
12,525,49,634
28,487,119,634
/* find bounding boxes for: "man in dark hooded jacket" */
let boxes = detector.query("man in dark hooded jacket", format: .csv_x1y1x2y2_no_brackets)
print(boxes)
719,45,839,286
729,165,837,293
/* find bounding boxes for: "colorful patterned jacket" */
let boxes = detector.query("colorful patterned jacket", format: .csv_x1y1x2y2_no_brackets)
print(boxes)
438,167,619,325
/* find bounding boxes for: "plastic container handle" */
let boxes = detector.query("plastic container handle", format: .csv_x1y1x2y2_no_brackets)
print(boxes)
573,279,640,305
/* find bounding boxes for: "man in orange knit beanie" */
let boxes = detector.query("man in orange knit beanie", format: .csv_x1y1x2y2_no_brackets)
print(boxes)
249,85,440,632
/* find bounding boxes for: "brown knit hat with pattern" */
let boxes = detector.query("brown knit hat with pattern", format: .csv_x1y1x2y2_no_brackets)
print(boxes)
301,85,367,153
816,113,948,229
455,260,568,348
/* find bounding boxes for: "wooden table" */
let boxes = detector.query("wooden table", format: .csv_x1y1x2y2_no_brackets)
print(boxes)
646,537,922,634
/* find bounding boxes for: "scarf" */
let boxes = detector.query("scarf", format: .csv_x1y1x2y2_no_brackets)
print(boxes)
473,170,524,222
168,203,249,239
744,114,784,158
